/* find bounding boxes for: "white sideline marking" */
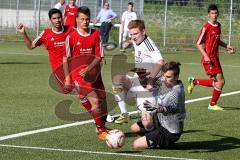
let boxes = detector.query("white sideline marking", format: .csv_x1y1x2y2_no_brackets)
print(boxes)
185,90,240,104
0,144,203,160
0,90,239,142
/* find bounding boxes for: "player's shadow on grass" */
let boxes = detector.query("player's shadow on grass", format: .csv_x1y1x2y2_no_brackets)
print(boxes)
222,106,240,110
173,134,240,153
182,129,205,134
125,130,205,138
0,62,42,65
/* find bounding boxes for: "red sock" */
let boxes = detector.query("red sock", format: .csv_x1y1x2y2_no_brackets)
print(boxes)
80,96,106,128
210,88,222,106
80,96,92,112
91,108,106,128
193,79,214,87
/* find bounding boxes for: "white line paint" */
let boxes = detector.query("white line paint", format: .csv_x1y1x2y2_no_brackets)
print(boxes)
185,90,240,104
0,90,239,142
0,144,203,160
0,120,93,141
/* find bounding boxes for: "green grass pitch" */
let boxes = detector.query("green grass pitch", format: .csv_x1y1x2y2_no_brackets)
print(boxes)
0,42,240,160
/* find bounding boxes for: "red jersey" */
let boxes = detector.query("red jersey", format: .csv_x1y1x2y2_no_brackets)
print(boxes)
196,21,221,58
33,26,74,71
65,28,104,96
64,5,78,27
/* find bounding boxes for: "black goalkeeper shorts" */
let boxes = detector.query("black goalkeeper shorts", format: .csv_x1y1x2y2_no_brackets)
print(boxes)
137,120,181,149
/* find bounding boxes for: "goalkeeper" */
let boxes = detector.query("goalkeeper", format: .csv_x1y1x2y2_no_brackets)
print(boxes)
131,61,186,149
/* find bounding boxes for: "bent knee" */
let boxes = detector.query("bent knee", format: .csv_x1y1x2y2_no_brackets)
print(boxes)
130,123,140,133
133,137,148,149
215,79,225,89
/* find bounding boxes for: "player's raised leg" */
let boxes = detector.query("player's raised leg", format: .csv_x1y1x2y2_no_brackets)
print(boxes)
112,75,131,124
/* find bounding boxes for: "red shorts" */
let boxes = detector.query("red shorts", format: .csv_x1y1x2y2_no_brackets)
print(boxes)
73,74,106,97
201,57,222,77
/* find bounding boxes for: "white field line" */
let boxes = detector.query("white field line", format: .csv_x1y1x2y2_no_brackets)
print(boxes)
0,90,239,142
0,144,203,160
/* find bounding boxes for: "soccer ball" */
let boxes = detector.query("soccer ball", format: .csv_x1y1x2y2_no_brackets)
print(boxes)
105,129,125,149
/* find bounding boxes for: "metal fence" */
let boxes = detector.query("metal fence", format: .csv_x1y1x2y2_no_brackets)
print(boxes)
142,0,240,52
0,0,239,52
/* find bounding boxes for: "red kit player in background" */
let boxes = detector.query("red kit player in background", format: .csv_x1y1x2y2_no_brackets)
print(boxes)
63,0,78,28
18,8,101,131
18,8,73,90
188,4,235,111
63,6,109,140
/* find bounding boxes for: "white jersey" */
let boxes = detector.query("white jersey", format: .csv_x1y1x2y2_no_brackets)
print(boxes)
54,3,65,13
121,11,137,31
133,36,163,75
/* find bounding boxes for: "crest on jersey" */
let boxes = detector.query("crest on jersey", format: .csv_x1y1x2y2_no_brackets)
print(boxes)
138,51,141,56
135,56,142,63
51,37,55,41
77,41,81,45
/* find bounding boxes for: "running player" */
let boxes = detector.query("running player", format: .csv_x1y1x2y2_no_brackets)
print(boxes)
18,8,73,91
188,4,235,111
63,6,109,140
113,19,165,124
63,0,78,28
18,8,98,130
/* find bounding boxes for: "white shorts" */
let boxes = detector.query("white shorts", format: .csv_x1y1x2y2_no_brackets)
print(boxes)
126,74,156,111
122,30,131,41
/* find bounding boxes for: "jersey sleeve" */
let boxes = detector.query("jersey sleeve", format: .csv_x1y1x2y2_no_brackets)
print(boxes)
132,12,137,20
196,25,207,45
110,9,117,17
32,30,46,47
121,12,126,22
63,7,67,17
149,39,164,63
96,9,102,20
95,31,103,58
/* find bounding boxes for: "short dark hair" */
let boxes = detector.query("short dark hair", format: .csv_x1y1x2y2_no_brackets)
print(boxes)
128,2,134,6
162,61,181,76
208,4,218,13
48,8,62,19
77,6,91,17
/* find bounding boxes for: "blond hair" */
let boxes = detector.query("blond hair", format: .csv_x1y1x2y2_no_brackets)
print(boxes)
128,19,145,31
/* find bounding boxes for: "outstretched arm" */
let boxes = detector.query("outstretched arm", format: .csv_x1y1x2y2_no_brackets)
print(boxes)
17,23,36,50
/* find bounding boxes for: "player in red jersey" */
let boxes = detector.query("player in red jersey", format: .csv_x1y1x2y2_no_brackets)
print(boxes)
63,6,109,140
18,8,74,91
188,4,235,111
18,8,97,120
63,0,78,28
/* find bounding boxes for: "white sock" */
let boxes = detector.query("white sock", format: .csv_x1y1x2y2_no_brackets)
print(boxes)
118,101,128,114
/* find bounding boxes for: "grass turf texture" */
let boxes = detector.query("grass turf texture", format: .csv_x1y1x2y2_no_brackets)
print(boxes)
0,42,240,160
